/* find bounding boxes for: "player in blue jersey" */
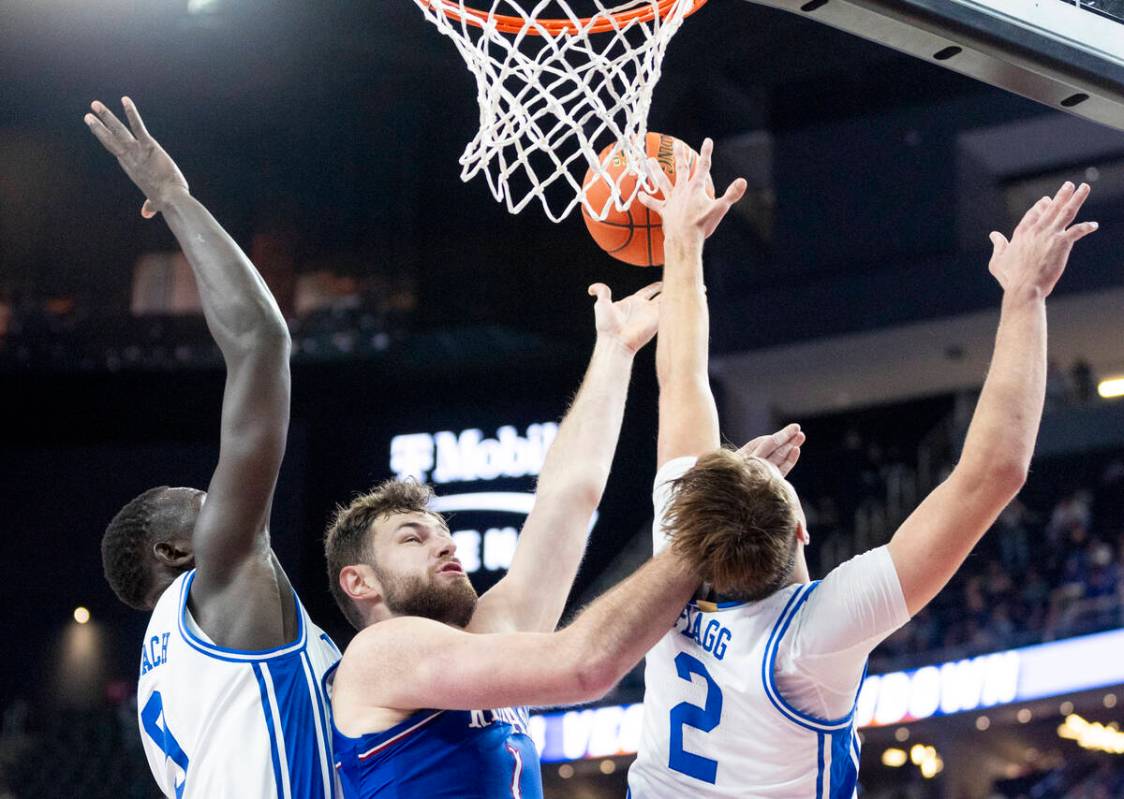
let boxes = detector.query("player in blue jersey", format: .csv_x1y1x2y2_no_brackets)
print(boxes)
321,170,753,798
627,140,1100,797
90,99,340,799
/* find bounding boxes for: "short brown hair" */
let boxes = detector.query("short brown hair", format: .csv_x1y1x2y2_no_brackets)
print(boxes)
325,479,439,629
664,450,798,601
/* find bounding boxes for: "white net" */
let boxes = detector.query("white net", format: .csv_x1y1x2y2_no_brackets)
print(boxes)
414,0,702,222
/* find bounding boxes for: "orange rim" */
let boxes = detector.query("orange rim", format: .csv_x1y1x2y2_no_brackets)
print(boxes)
421,0,707,36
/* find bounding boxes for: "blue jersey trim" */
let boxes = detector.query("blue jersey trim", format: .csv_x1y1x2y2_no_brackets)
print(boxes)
815,733,825,799
252,662,288,799
176,570,308,662
690,598,751,613
761,582,857,732
304,651,334,796
829,729,859,799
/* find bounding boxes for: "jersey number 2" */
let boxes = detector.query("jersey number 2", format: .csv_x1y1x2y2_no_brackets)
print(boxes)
141,691,190,799
668,652,723,784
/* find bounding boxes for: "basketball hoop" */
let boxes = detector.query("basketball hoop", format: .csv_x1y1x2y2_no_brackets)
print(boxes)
413,0,708,222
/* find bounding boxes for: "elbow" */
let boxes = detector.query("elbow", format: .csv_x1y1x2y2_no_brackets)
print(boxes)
994,460,1029,496
955,457,1027,501
246,317,292,357
567,634,619,702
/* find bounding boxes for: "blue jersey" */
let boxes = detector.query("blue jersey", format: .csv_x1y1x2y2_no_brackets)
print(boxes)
328,682,543,799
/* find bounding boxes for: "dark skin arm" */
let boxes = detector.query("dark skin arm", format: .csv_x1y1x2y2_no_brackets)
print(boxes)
87,98,295,648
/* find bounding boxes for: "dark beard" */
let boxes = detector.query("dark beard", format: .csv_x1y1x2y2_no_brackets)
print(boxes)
378,569,479,628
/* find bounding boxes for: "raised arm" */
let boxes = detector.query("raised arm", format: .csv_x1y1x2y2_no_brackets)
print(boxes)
471,283,661,634
86,99,290,595
638,140,746,468
887,183,1098,615
334,549,698,721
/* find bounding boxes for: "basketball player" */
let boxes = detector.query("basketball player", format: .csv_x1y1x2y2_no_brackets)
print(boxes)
322,229,788,797
627,140,1099,798
89,98,340,799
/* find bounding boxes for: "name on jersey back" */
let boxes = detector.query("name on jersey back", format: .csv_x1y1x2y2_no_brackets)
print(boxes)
676,606,731,661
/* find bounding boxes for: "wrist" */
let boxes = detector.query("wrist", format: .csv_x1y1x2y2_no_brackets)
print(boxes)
663,233,704,260
1002,283,1046,309
153,184,192,213
594,332,643,358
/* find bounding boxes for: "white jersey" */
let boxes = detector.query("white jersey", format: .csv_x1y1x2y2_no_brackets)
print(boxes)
137,569,342,799
629,458,910,799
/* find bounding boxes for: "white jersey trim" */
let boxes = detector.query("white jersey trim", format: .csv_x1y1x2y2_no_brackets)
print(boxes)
762,582,864,733
176,570,309,662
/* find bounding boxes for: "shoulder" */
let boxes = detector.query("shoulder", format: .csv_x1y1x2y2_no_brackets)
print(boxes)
654,456,699,492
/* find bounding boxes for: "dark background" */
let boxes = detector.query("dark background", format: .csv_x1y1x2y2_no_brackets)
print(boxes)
1,0,1122,742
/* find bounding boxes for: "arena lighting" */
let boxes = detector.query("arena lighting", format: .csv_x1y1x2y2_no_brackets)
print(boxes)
1098,377,1124,399
1017,708,1033,723
894,727,910,742
1105,694,1118,709
557,765,574,779
73,606,90,624
1058,714,1124,754
882,748,908,767
599,760,616,775
528,629,1124,763
186,0,221,13
1060,701,1075,715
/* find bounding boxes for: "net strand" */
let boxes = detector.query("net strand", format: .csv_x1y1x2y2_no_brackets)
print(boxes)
414,0,699,222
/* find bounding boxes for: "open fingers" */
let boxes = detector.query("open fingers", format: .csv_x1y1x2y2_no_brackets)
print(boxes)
1015,196,1051,234
1053,182,1091,231
636,192,665,214
122,97,153,143
588,282,612,303
84,114,126,157
673,142,690,188
694,138,714,185
636,281,663,301
721,177,748,206
90,100,136,148
1040,182,1076,227
646,157,674,197
778,445,802,475
1065,220,1099,243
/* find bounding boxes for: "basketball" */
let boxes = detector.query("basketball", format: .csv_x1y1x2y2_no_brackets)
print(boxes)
582,132,705,267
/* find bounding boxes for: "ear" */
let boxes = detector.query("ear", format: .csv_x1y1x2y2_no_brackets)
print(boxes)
153,539,194,568
340,564,381,604
795,520,811,547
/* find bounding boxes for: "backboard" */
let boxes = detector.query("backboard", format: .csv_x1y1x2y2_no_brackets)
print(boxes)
744,0,1124,133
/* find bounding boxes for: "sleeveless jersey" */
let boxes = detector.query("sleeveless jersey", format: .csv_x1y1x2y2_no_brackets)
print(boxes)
137,569,342,799
628,582,864,798
327,669,543,799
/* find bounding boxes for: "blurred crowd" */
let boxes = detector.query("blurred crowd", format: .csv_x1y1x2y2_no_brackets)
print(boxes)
874,458,1124,671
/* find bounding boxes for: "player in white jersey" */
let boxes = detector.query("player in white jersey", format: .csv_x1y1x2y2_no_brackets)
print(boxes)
627,139,1100,798
89,98,341,799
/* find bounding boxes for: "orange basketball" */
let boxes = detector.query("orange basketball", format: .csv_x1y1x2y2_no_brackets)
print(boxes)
582,132,703,267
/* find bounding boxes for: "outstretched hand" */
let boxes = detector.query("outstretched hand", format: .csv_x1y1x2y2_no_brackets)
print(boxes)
988,182,1098,299
637,137,747,246
737,423,805,477
589,281,662,354
85,97,188,219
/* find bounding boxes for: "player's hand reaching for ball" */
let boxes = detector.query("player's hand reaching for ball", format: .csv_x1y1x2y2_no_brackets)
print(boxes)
589,281,662,354
737,423,805,477
637,137,746,248
988,182,1098,300
85,98,189,219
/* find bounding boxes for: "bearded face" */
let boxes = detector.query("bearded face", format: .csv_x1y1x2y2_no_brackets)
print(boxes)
376,564,479,628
